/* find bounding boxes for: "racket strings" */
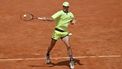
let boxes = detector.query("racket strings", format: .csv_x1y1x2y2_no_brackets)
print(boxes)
21,13,33,21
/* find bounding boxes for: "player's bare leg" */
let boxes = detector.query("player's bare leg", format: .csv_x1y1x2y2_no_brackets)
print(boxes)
61,35,75,69
46,39,57,64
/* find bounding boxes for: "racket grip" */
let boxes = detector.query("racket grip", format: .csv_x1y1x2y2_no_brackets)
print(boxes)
38,17,43,20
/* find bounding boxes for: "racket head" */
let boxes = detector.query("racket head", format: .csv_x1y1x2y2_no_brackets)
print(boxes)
21,12,34,21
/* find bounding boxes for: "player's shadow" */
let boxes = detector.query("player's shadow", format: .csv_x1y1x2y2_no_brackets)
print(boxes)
52,59,83,67
29,59,83,67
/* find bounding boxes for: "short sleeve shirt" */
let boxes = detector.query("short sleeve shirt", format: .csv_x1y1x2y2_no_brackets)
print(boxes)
51,10,74,31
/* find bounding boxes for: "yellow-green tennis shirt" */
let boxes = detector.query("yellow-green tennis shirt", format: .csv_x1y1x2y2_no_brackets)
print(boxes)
51,10,74,31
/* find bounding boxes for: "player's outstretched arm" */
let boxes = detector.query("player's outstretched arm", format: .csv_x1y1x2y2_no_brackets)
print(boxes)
38,17,54,21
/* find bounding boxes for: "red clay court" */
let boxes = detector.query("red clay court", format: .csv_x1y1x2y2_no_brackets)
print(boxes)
0,0,122,69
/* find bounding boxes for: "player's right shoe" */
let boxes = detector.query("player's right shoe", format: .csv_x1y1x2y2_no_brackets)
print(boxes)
45,54,51,64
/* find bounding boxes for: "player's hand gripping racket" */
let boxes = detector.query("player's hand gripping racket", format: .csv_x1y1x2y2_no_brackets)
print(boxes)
21,12,44,21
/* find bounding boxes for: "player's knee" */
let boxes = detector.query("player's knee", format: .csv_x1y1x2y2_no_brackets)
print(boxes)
67,46,71,50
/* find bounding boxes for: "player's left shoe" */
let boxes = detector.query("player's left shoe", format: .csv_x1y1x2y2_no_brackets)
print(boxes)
69,59,75,69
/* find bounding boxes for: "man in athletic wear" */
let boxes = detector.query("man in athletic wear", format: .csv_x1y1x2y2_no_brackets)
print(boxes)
38,2,76,69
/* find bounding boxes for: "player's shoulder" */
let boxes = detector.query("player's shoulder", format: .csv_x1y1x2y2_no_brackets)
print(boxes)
56,10,63,13
69,11,74,15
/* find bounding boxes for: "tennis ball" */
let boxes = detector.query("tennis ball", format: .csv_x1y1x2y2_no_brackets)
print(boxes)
23,14,27,17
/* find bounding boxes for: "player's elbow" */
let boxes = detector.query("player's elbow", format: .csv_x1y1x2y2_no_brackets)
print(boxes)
71,20,76,25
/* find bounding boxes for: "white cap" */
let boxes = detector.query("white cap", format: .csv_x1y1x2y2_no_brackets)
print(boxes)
63,2,70,7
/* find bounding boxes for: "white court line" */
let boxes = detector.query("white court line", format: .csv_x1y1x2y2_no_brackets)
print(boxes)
0,55,121,61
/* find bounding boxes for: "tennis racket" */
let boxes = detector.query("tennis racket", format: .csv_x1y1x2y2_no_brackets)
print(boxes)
21,12,43,21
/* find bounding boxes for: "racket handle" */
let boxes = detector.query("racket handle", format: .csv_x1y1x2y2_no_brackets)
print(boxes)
38,17,43,20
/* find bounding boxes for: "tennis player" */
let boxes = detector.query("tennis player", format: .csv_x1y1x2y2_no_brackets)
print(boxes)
38,2,76,69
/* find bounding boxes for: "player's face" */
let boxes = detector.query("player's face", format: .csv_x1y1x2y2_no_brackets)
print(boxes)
63,6,69,12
